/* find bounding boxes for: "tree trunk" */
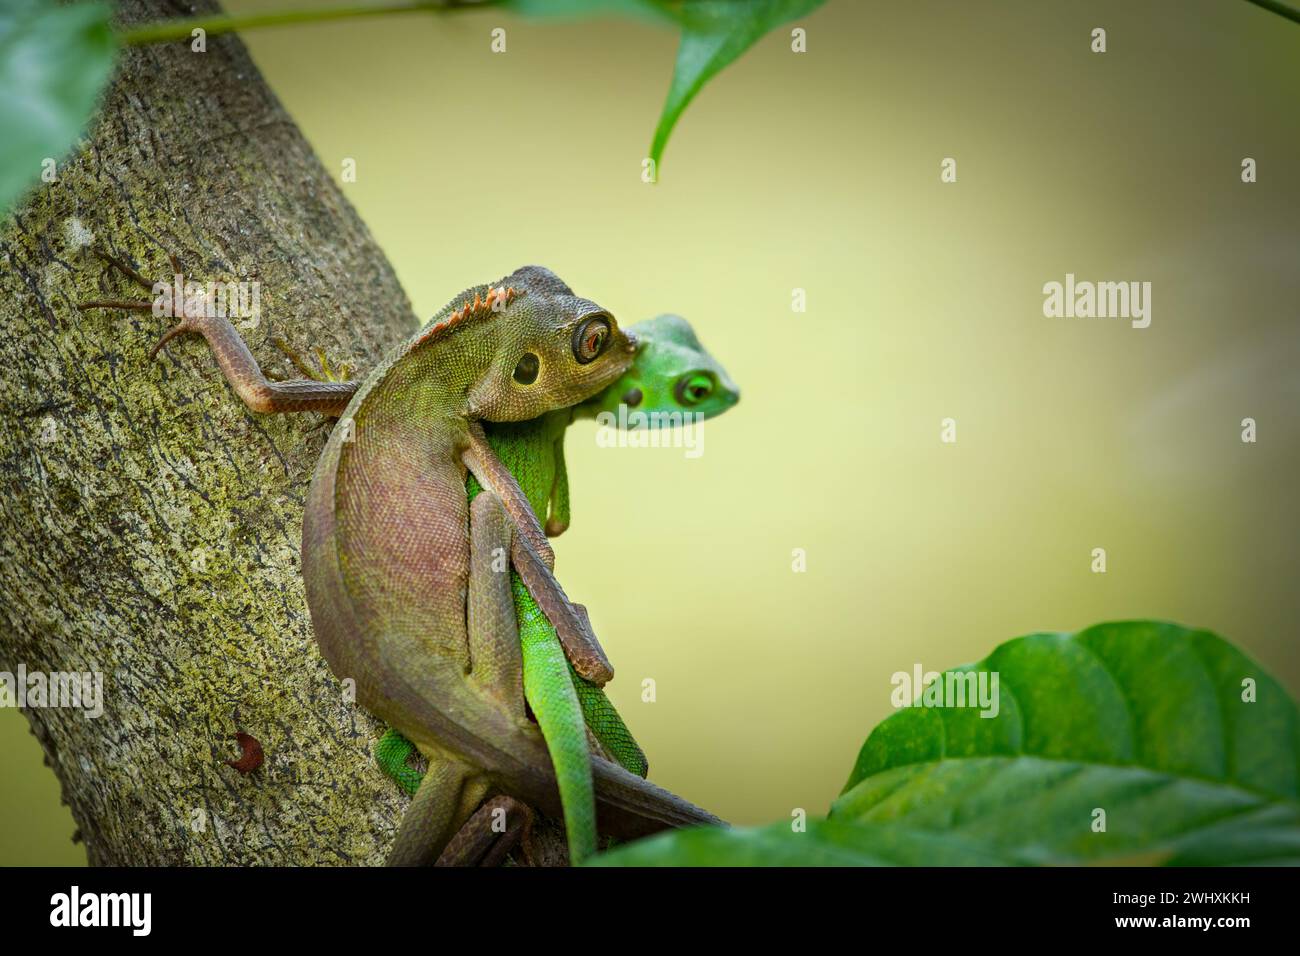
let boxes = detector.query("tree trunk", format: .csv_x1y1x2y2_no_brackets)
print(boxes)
0,0,417,864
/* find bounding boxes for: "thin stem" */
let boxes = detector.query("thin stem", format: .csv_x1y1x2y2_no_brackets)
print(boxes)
1244,0,1300,27
118,1,491,46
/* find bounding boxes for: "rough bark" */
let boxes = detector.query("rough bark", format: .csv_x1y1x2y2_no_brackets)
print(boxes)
0,0,418,864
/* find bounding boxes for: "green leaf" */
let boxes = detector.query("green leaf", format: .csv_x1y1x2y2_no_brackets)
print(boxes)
590,819,1010,866
1243,1,1300,29
648,0,825,170
594,622,1300,865
0,0,116,214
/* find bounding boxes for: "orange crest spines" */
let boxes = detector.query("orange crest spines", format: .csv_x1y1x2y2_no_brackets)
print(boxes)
413,284,524,347
449,284,521,324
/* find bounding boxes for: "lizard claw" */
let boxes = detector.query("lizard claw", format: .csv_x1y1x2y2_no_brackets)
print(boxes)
80,292,191,365
79,247,232,364
79,246,199,362
77,247,158,314
78,298,153,313
148,319,199,360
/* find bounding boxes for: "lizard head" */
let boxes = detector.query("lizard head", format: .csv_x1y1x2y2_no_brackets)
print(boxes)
575,313,740,422
466,265,636,422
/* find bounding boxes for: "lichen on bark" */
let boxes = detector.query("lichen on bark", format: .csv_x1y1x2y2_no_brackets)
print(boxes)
0,0,418,865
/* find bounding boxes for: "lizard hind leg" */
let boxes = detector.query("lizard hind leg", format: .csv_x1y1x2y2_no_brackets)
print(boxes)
387,753,489,866
373,731,543,865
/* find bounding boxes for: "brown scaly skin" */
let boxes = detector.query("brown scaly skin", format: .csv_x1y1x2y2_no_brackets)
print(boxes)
434,795,536,867
83,257,723,865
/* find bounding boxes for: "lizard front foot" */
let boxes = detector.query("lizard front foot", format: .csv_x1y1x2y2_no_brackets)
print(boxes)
78,247,357,417
79,249,232,358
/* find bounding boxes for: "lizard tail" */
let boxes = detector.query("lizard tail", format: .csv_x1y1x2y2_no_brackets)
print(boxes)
515,575,599,864
571,667,650,778
591,759,725,839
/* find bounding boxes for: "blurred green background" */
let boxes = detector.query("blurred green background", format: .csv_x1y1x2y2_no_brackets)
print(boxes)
5,0,1299,865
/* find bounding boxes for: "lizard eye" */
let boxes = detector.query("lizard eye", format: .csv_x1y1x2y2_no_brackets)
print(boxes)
572,316,611,365
675,373,714,406
513,352,540,385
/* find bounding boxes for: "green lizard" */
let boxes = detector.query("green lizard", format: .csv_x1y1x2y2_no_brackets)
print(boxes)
373,313,740,858
81,258,723,865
